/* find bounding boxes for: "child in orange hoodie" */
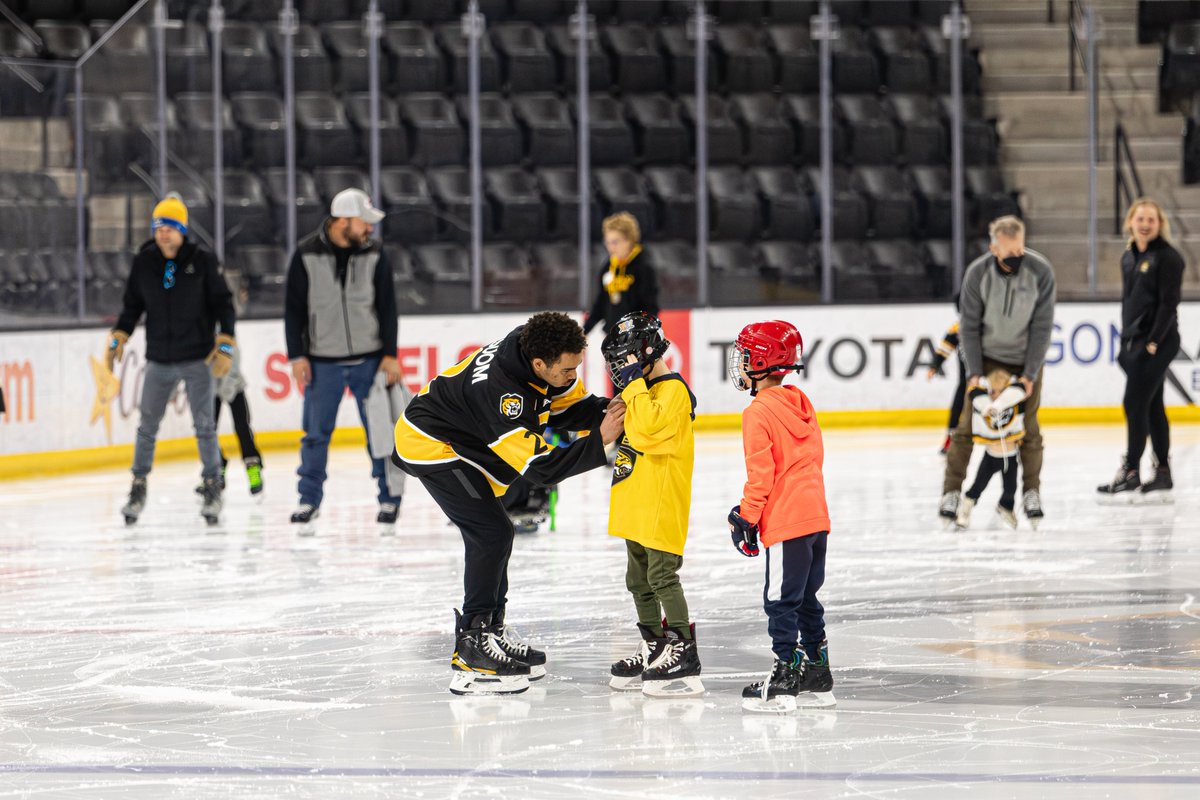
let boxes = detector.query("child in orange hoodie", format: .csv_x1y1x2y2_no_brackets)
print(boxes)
727,320,835,712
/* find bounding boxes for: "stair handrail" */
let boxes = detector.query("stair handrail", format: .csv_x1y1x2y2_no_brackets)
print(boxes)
1068,0,1089,92
1113,122,1144,235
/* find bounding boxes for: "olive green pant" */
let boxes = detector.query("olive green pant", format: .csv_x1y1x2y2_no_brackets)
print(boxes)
625,540,691,637
943,357,1044,495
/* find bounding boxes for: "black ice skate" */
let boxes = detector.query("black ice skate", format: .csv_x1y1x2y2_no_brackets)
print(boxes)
198,477,222,526
1139,460,1173,503
291,504,319,536
121,477,147,525
377,501,399,530
449,610,531,696
246,457,263,501
744,643,836,712
641,625,704,698
1097,458,1140,503
492,609,547,680
609,623,663,691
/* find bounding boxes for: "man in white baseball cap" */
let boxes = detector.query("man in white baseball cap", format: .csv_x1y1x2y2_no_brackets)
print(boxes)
283,187,403,530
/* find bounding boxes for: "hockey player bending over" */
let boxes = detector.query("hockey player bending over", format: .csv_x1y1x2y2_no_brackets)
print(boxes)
727,320,836,712
393,312,625,695
603,312,704,698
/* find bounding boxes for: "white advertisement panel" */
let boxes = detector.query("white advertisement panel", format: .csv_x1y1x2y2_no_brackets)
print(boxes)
2,303,1197,457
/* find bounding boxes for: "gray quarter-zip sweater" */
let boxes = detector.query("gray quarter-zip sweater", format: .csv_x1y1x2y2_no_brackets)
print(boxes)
959,248,1057,380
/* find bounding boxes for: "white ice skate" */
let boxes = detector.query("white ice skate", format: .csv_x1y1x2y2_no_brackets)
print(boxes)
954,497,975,530
996,505,1018,530
938,491,960,529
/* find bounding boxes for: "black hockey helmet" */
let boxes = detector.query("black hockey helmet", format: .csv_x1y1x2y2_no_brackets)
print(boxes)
601,312,670,388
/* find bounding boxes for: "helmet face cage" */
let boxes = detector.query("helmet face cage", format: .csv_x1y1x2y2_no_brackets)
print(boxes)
727,345,753,392
602,313,670,389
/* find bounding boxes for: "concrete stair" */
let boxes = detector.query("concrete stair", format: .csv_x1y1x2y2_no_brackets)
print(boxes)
965,0,1200,297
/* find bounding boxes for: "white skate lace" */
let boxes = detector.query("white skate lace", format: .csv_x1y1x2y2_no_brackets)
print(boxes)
482,631,519,665
650,640,683,671
939,492,958,514
498,625,530,657
1022,490,1041,513
617,644,645,670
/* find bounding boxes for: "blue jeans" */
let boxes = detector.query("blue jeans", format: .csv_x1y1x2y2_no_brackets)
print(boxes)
132,359,222,481
297,357,397,508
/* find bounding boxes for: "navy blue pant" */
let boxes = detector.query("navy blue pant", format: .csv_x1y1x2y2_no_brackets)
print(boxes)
764,532,828,662
297,357,397,508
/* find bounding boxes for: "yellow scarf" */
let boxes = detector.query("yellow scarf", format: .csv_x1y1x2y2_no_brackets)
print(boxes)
604,244,642,302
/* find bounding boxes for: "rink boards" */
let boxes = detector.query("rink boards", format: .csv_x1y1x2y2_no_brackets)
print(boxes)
2,302,1199,465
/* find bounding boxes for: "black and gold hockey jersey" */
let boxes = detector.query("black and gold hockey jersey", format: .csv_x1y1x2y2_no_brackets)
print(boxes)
393,326,609,496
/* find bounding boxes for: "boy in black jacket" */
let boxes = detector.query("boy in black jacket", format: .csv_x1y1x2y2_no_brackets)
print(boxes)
106,195,236,526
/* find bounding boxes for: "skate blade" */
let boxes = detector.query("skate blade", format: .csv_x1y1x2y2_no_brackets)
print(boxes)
939,516,958,530
449,671,530,696
641,676,705,698
295,522,318,537
527,665,546,681
796,690,837,709
609,675,642,691
1137,491,1174,505
378,523,396,536
1095,493,1139,506
742,694,796,714
252,492,265,505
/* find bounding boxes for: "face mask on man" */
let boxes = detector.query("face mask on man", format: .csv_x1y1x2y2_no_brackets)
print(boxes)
998,254,1023,274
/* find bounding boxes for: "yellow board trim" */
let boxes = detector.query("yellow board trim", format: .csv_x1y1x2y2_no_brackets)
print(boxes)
4,406,1200,481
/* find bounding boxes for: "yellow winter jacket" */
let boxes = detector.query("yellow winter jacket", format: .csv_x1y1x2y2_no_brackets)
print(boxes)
608,373,696,556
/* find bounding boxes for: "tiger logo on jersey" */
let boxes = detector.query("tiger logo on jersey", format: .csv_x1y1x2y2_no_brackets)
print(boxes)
499,393,523,419
612,440,640,485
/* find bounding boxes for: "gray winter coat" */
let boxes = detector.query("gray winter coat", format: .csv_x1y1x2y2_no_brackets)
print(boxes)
959,248,1057,380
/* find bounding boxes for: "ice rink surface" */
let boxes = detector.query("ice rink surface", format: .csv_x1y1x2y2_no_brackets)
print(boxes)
1,424,1198,798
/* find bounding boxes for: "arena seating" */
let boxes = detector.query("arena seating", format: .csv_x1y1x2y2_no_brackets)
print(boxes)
0,0,1010,319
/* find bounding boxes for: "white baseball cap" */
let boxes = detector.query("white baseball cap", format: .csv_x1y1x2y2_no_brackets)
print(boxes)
330,188,385,224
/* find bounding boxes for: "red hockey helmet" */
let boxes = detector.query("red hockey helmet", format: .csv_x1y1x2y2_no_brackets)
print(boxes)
729,320,804,393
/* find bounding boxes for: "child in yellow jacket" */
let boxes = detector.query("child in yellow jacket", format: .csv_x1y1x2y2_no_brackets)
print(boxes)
601,312,703,698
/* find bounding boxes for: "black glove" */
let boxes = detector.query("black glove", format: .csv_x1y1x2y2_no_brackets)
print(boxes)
615,360,644,389
728,505,760,557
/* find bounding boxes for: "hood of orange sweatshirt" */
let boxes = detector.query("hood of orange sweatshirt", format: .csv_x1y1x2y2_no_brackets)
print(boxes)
754,384,817,439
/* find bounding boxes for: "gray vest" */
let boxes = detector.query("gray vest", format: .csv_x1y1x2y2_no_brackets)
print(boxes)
303,247,382,359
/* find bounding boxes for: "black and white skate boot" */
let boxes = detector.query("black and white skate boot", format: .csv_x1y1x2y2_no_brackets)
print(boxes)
939,491,960,528
196,458,229,499
742,657,803,713
791,642,836,708
1140,460,1173,503
449,610,531,696
377,501,399,530
610,623,663,691
491,611,547,680
1097,458,1140,503
198,478,222,526
121,477,147,525
1022,489,1044,529
291,503,319,535
642,625,704,697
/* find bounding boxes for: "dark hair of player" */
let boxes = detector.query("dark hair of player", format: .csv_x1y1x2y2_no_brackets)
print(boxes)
520,311,587,366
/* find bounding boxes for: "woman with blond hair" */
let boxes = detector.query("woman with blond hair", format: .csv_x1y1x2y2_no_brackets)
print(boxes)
582,212,659,336
1098,198,1185,500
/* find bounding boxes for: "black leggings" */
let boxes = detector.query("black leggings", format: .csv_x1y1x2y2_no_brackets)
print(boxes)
947,358,967,430
1119,332,1180,467
214,391,261,463
966,453,1018,510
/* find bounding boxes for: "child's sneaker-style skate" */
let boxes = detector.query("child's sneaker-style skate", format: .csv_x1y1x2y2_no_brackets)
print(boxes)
449,610,531,696
641,625,704,698
610,623,662,691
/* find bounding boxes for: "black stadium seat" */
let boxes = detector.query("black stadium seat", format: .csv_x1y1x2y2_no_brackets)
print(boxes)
413,243,472,310
854,166,917,238
487,167,548,242
313,167,371,210
938,96,997,164
512,93,575,166
209,170,272,247
33,21,89,60
832,28,881,93
715,0,765,23
708,240,763,306
867,239,933,298
345,93,409,165
483,242,538,307
380,166,438,244
966,167,1021,230
176,93,243,167
645,166,697,240
831,240,881,300
658,25,719,94
758,240,821,298
492,23,557,93
769,26,818,94
120,93,183,172
615,0,664,23
594,167,654,240
732,95,795,166
782,94,848,165
767,0,818,23
69,94,129,186
537,167,602,240
751,167,816,241
576,95,635,166
922,25,981,94
85,22,152,95
680,95,743,165
401,94,466,167
295,0,354,22
836,94,899,165
715,26,773,93
457,94,523,166
647,239,698,304
385,23,443,93
438,22,502,93
222,22,276,93
886,94,946,165
428,167,493,242
871,27,932,93
547,23,613,91
909,165,959,238
270,23,334,93
260,168,326,240
295,92,358,167
707,167,761,241
232,92,286,168
324,21,373,93
865,0,917,26
604,24,666,93
532,241,589,308
805,165,869,240
626,94,690,165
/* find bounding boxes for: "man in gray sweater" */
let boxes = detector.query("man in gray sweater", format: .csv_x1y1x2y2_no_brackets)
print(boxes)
940,216,1056,528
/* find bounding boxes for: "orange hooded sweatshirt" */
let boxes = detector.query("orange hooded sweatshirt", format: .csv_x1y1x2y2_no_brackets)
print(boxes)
739,384,831,548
